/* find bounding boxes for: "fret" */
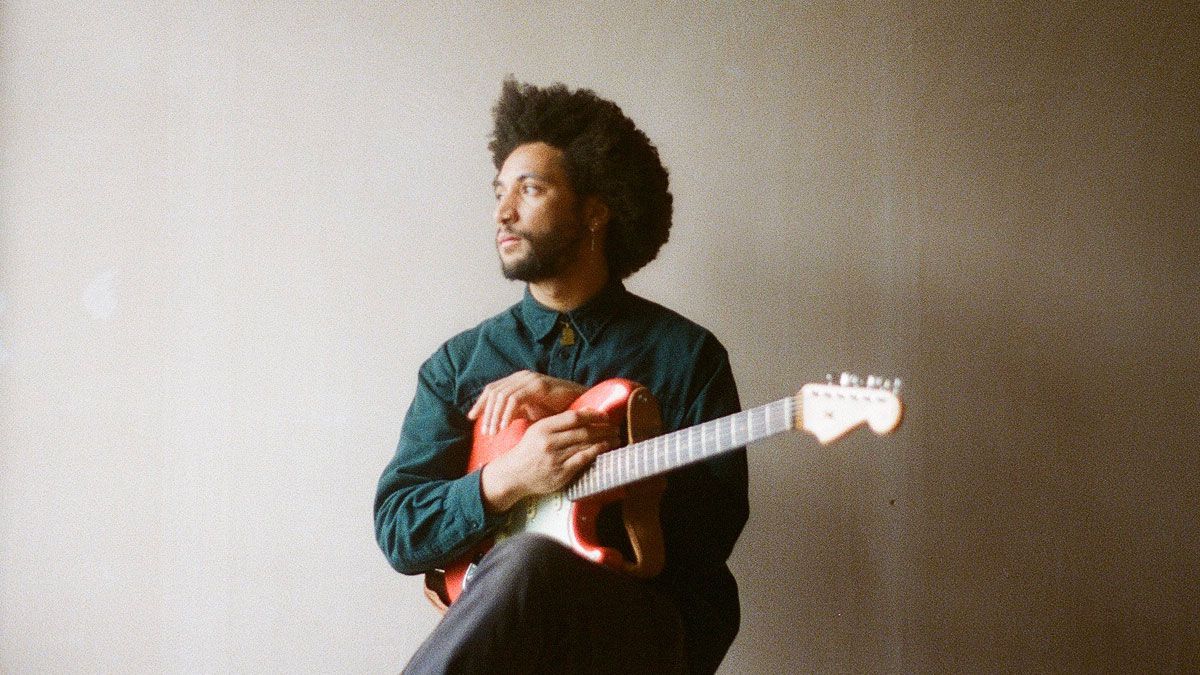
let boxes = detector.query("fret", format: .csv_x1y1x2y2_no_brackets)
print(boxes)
569,396,800,501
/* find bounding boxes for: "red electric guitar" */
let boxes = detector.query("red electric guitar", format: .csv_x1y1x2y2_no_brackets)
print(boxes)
423,373,904,611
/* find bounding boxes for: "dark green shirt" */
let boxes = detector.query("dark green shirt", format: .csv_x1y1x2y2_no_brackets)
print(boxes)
374,281,749,669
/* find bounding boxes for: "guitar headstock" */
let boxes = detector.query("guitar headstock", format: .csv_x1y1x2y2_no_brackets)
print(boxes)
797,373,904,444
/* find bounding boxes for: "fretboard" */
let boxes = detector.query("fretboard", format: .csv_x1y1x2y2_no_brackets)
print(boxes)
565,396,797,501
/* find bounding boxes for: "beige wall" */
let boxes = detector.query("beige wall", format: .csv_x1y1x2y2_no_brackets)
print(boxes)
2,2,1196,672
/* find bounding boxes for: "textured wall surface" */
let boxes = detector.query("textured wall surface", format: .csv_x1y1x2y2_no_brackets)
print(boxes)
2,2,1196,672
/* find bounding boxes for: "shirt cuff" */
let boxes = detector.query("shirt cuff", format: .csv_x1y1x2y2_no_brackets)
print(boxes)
449,469,509,535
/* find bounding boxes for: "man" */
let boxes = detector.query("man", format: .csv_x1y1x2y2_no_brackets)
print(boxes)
375,79,748,674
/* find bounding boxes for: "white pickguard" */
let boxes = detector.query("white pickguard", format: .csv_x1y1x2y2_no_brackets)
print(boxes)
495,491,578,548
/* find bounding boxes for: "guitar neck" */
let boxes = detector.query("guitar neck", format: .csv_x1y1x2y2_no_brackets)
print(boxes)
565,396,797,501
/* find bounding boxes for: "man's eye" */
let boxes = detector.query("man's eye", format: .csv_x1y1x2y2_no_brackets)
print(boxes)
521,183,541,195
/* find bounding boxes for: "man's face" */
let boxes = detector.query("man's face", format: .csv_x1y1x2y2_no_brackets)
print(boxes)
492,142,587,282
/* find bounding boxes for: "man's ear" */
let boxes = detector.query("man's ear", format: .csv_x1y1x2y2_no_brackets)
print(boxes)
583,196,610,234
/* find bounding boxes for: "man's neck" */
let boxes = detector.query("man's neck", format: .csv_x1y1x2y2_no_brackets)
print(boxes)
527,259,610,313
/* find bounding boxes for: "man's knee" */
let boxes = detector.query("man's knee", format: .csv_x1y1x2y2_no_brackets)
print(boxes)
479,534,574,576
465,534,581,599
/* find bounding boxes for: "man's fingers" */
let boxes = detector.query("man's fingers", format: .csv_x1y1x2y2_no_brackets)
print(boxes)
467,393,485,421
561,442,608,475
536,408,609,434
488,392,511,435
471,372,533,433
482,383,515,434
569,422,618,448
498,395,521,435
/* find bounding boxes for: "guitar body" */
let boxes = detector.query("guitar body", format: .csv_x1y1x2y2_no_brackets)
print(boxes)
427,378,667,610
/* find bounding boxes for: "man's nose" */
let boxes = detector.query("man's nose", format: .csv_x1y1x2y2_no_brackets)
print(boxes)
494,190,517,225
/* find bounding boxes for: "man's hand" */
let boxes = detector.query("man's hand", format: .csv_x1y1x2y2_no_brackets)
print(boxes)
467,370,588,435
479,409,618,514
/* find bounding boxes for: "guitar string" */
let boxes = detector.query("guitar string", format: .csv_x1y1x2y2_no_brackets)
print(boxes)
567,395,798,500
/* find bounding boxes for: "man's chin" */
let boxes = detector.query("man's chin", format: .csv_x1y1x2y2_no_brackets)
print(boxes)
501,268,548,283
499,256,544,282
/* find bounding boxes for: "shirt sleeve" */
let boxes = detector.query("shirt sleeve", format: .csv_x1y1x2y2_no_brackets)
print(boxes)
373,344,506,575
658,334,750,579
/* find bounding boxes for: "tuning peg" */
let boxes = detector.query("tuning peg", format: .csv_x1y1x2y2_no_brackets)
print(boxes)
876,377,902,394
826,373,834,384
866,375,882,388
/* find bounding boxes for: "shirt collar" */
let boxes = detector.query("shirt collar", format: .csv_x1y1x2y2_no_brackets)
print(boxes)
519,281,628,347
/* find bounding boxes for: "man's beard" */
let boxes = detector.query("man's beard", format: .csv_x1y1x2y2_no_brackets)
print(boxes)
499,222,588,282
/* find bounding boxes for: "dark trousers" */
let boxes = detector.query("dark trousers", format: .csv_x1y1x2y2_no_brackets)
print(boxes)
404,533,686,674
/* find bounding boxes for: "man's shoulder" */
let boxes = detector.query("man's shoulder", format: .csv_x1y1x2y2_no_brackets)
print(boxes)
445,301,520,345
432,300,523,364
618,290,722,345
